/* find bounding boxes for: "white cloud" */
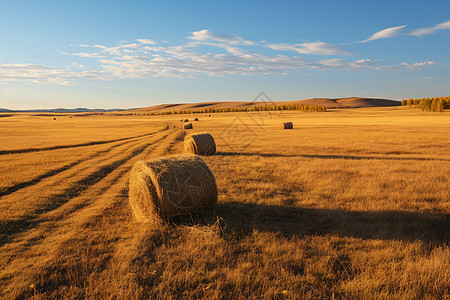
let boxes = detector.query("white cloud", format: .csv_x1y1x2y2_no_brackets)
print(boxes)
359,19,450,42
96,48,318,79
318,58,346,67
349,59,380,70
61,52,105,58
71,62,85,68
0,63,108,85
266,42,350,55
410,20,450,37
187,29,254,45
2,29,445,86
136,39,156,44
399,61,436,69
359,25,407,43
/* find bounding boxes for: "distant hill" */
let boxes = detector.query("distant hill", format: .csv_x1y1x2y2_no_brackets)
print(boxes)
284,97,401,108
0,98,401,115
132,97,401,113
0,108,128,113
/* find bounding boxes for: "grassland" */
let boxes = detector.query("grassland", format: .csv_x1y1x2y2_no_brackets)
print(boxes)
0,107,448,299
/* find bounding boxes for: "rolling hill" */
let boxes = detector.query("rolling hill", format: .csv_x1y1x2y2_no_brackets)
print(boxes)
132,97,401,113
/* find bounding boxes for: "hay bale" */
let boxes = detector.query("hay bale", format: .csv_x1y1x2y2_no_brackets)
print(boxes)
128,154,218,223
184,119,189,122
184,133,216,155
283,122,293,129
194,118,199,121
183,122,193,129
53,118,56,120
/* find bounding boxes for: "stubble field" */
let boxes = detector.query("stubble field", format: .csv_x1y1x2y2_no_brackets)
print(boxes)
0,107,448,299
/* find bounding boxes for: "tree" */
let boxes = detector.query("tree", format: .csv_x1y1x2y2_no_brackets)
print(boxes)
431,99,438,112
437,100,444,112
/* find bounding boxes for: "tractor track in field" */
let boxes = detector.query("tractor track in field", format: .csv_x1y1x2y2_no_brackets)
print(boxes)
0,131,163,155
0,128,168,198
0,128,169,203
0,129,185,298
0,129,177,241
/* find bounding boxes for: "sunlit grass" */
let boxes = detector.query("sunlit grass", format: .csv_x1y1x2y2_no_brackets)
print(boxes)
0,108,448,299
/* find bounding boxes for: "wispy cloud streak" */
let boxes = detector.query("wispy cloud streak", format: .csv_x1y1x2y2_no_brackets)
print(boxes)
359,19,450,42
359,25,407,43
266,42,350,55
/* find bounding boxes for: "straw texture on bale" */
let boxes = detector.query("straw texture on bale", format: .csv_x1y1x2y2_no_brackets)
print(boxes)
184,133,216,156
129,154,218,223
283,122,293,129
183,122,193,129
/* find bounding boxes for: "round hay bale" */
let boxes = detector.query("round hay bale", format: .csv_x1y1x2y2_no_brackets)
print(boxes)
184,119,189,122
183,122,193,129
283,122,293,129
194,117,199,121
184,133,216,156
128,154,218,223
53,118,56,120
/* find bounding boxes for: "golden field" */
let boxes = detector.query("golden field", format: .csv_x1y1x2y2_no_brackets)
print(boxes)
0,107,449,299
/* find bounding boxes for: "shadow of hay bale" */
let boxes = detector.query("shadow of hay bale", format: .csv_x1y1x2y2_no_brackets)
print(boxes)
209,202,449,245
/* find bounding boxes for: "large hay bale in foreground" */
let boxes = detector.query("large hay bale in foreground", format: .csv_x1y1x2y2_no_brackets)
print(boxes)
129,155,218,223
184,133,216,155
283,122,293,129
183,122,193,129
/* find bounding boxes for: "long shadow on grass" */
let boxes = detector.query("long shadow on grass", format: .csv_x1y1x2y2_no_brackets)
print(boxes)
216,151,449,162
175,202,449,245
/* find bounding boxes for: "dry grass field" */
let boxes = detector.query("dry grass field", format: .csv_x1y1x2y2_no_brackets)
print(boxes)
0,107,448,299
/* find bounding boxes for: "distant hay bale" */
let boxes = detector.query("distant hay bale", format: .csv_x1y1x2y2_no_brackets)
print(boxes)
53,118,56,120
128,155,218,223
184,133,216,155
184,119,189,122
183,122,193,129
283,122,293,129
194,118,199,121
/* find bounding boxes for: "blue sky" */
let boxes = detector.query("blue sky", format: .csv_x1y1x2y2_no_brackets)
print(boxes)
1,0,449,109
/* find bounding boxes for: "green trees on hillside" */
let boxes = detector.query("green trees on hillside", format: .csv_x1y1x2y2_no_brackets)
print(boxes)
401,96,449,112
154,104,327,115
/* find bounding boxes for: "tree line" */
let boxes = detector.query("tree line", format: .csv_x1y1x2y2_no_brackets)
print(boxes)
154,104,327,115
401,96,450,112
